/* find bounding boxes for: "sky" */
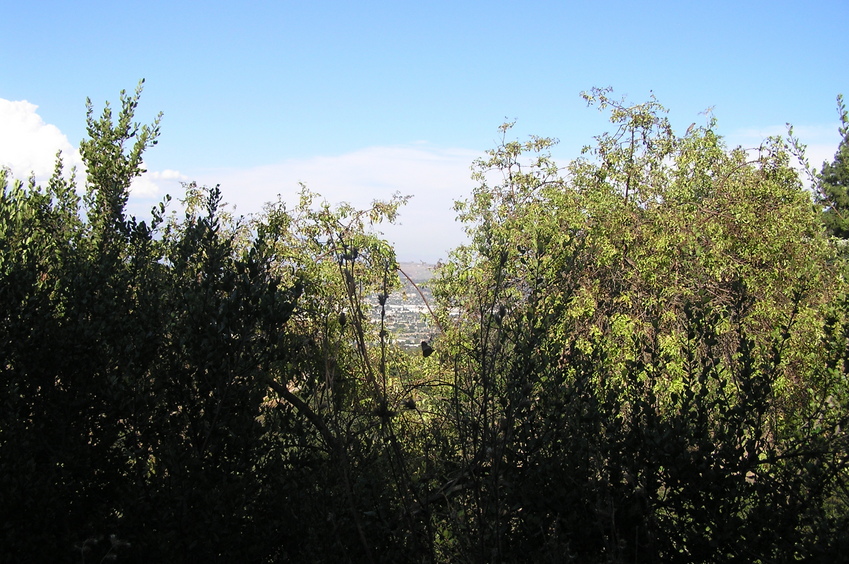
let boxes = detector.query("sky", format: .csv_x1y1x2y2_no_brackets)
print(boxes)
1,0,847,262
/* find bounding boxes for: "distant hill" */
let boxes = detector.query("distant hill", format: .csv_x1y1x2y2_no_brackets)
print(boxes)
397,261,436,284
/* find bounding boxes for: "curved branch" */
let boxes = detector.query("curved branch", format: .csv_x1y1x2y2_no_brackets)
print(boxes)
398,266,445,336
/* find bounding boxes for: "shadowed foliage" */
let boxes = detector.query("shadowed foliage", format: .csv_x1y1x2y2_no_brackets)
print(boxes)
1,84,847,563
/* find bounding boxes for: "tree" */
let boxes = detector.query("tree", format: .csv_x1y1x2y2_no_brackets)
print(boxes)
3,82,848,563
0,82,165,561
0,83,420,562
818,94,849,238
428,87,849,562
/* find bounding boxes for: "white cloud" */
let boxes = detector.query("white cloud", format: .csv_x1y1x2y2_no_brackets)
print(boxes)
192,145,483,263
130,167,189,198
0,98,81,180
156,169,186,180
0,97,475,261
0,98,187,213
188,125,846,263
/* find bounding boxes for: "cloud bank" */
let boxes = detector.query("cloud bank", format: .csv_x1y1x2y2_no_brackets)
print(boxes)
0,98,478,261
0,99,80,179
192,145,482,263
5,97,845,264
131,167,188,198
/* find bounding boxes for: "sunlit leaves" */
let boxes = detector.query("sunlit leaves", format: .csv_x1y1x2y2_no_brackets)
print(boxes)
817,94,849,238
430,88,849,561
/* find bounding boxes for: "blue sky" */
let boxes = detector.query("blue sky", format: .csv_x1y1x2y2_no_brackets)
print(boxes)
1,0,847,261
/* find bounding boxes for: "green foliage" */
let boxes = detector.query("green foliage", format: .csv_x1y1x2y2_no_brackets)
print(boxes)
0,83,419,562
818,94,849,238
430,88,849,562
80,80,161,246
2,84,848,563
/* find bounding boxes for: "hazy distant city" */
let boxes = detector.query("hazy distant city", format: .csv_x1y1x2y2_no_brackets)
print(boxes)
377,262,437,348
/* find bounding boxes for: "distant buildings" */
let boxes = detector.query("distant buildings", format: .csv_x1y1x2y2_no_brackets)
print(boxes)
374,263,437,348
